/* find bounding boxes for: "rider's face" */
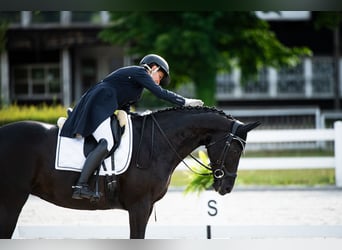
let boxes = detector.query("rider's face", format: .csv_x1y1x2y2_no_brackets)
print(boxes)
150,66,164,85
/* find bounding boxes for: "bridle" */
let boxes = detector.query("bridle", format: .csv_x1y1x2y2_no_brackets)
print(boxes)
149,114,246,180
205,121,246,180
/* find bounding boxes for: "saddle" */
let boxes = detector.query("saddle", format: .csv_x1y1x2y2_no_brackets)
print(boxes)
56,110,133,176
57,109,130,201
83,114,124,159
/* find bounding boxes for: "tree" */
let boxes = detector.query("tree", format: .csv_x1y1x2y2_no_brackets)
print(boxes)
100,12,311,106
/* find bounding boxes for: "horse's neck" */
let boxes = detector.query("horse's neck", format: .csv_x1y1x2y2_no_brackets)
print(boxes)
154,111,228,159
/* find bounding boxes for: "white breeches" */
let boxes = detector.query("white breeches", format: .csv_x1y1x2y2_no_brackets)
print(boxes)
92,117,114,151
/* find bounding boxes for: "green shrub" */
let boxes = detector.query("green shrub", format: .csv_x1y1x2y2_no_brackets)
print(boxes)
0,104,68,126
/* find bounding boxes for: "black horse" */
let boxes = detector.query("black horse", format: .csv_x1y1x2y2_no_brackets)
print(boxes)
0,106,260,239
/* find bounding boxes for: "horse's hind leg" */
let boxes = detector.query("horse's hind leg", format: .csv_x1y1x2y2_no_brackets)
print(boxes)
0,194,29,238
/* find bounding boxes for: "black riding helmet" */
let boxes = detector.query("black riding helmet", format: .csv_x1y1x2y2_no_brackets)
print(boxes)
139,54,170,86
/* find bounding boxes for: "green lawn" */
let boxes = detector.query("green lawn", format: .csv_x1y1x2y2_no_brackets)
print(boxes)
170,149,335,188
235,168,335,186
171,168,335,188
243,149,333,157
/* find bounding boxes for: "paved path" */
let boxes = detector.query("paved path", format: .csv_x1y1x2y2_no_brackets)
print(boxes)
13,187,342,239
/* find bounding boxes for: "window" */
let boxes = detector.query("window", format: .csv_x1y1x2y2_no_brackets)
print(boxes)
278,62,305,96
31,11,60,23
80,59,97,93
13,64,61,100
312,57,334,96
71,11,101,24
242,68,269,94
0,11,20,23
216,72,235,94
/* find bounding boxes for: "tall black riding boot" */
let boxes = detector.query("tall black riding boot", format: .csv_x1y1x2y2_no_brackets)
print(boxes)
72,139,109,200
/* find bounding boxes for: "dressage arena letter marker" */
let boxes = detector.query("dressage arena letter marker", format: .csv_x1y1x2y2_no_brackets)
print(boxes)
201,191,224,239
206,199,217,239
201,191,222,222
207,200,218,216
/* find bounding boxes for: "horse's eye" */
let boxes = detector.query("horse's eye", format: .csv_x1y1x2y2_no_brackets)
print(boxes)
231,150,240,155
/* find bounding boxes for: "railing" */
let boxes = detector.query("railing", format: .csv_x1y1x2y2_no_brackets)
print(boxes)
179,121,342,187
239,121,342,187
216,57,342,101
224,107,322,129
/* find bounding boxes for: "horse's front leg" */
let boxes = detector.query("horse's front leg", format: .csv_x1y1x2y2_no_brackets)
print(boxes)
128,200,154,239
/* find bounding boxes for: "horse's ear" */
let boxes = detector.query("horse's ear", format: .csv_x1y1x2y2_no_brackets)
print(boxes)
243,121,261,132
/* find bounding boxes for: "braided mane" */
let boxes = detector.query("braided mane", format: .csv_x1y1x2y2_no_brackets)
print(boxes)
150,106,235,120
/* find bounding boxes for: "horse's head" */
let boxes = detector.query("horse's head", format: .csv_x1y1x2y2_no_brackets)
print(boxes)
206,119,260,195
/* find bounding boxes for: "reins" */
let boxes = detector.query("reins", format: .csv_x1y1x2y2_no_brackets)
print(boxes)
150,114,211,176
135,115,155,168
147,113,245,177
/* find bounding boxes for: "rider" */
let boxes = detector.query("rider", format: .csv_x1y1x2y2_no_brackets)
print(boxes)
60,54,204,200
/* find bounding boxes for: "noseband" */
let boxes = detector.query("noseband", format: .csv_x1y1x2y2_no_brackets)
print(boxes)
205,121,246,180
150,114,245,179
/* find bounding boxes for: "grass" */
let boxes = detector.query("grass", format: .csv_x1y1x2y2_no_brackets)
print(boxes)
170,168,336,188
235,168,335,186
170,149,336,189
243,149,334,157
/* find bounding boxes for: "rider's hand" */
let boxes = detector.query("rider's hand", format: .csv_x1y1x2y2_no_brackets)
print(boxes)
140,110,153,116
184,98,204,107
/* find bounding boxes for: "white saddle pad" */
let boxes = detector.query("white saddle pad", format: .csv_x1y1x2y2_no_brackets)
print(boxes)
55,112,133,175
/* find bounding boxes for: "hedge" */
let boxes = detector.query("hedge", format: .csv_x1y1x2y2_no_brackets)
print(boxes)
0,105,68,126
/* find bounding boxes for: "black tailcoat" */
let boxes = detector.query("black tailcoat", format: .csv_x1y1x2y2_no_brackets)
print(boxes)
60,66,185,138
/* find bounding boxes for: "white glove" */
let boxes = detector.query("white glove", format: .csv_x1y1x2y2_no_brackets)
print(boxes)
140,109,152,116
184,98,204,107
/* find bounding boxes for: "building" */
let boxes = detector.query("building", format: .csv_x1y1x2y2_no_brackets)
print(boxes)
217,11,342,111
0,11,125,107
0,11,341,112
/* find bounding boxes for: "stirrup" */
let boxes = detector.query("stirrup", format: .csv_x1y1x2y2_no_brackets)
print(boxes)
90,192,102,203
106,175,117,193
108,180,117,193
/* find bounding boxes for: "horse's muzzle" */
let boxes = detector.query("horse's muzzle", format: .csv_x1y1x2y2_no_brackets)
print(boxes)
213,181,233,195
219,186,233,195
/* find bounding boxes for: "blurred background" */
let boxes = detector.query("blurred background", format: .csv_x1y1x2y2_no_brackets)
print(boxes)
1,11,342,239
0,11,341,187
